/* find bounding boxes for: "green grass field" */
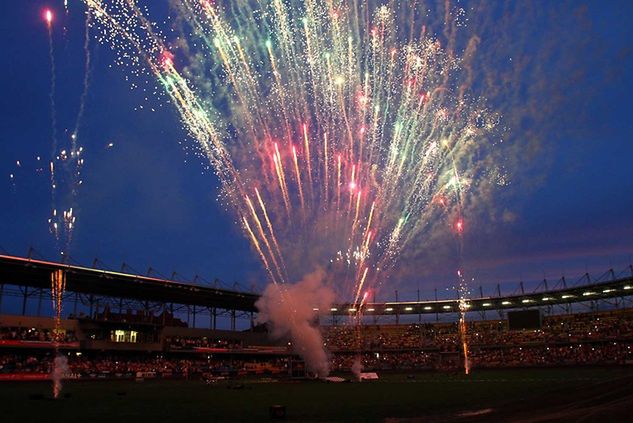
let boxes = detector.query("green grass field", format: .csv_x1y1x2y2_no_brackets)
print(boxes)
3,367,633,422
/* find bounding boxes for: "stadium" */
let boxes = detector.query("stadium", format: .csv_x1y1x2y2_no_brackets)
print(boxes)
1,253,633,421
2,1,633,422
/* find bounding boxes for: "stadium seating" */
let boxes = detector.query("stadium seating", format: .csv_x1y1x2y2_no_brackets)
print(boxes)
1,308,632,378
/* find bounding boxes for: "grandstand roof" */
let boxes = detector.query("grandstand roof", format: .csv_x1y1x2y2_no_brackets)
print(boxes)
0,255,258,312
335,271,633,316
1,254,631,315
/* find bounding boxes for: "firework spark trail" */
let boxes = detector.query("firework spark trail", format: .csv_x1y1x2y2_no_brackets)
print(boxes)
43,8,95,396
459,306,471,375
242,216,279,284
43,9,93,257
458,283,471,375
352,266,369,307
302,123,314,200
71,13,92,146
456,213,471,375
291,145,305,211
273,143,292,215
51,269,66,337
253,187,289,285
50,269,66,398
350,289,371,381
82,0,500,308
63,13,92,251
322,132,329,199
245,195,287,283
45,10,60,243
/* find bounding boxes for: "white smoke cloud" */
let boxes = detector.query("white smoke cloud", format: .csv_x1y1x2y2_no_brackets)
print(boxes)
51,354,69,399
255,268,335,378
351,356,363,381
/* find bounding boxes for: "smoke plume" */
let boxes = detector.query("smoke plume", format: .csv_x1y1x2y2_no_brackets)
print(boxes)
51,354,69,399
255,268,335,378
351,356,363,381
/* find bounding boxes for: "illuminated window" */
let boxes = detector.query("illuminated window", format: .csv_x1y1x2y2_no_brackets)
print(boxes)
111,330,138,343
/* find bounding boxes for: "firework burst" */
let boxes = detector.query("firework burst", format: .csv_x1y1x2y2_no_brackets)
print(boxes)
81,0,500,303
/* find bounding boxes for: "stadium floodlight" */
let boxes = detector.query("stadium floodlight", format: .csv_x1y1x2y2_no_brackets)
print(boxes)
603,289,616,293
385,307,394,312
542,297,552,301
424,306,433,310
521,299,533,304
330,307,338,312
442,305,451,310
501,301,511,305
582,291,596,296
404,307,413,311
312,308,319,311
348,308,357,312
562,294,574,299
367,308,375,312
624,285,632,290
482,302,492,306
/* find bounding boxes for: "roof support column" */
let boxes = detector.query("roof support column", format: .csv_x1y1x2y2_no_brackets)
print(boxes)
37,288,43,316
417,289,421,323
21,286,28,316
395,290,399,325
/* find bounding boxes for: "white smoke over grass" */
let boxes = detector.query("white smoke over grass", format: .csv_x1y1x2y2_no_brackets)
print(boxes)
255,268,335,378
51,354,69,399
351,356,363,382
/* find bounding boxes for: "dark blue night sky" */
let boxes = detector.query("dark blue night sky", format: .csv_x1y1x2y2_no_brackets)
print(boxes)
1,1,632,300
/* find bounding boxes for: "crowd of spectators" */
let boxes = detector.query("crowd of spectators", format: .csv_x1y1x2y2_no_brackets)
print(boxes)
0,327,77,344
0,353,203,376
331,351,436,371
328,342,633,371
469,342,633,368
0,352,288,377
323,309,633,354
0,353,48,373
321,309,633,370
1,309,633,376
165,336,242,350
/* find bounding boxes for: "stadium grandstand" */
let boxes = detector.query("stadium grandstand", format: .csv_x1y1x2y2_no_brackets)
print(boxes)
1,253,633,382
